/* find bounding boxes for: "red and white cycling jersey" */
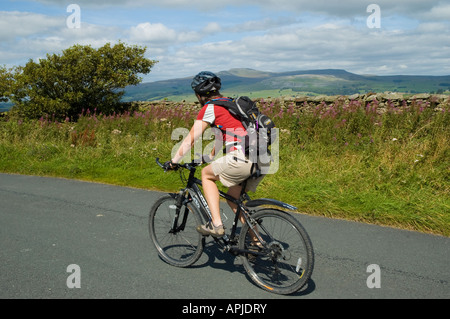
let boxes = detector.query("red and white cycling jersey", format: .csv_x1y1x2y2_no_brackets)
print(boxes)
197,98,247,149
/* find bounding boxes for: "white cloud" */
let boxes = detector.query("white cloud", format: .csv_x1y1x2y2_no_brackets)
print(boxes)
417,22,448,33
2,0,450,81
0,11,63,41
127,22,203,56
421,3,450,21
226,16,299,33
143,20,450,81
202,22,221,34
129,22,178,44
0,10,122,66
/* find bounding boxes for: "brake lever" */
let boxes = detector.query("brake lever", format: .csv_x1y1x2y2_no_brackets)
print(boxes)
156,158,165,169
156,158,170,173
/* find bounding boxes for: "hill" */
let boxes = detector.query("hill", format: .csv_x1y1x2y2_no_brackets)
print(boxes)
122,68,450,102
2,69,449,111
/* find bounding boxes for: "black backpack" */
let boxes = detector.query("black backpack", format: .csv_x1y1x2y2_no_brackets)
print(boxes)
209,96,276,163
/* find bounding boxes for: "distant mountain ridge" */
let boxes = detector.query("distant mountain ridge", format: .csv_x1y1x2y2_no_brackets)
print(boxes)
2,68,448,113
123,68,450,102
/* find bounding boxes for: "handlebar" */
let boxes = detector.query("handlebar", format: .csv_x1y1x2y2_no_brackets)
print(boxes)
156,158,203,172
155,158,166,169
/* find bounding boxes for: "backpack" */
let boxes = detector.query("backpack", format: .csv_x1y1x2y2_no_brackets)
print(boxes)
209,96,276,172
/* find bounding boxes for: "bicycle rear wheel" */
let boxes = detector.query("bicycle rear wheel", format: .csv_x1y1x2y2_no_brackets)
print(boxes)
239,209,314,295
149,195,204,268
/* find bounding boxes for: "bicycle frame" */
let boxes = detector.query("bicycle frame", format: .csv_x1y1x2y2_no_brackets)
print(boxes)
157,158,297,256
181,164,253,249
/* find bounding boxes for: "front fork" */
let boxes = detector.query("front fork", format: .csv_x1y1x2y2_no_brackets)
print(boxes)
169,191,189,234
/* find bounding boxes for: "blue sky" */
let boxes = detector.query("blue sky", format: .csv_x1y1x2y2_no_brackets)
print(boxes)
1,0,449,82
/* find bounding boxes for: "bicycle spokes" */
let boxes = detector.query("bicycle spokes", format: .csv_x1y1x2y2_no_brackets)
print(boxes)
239,209,314,295
149,195,205,268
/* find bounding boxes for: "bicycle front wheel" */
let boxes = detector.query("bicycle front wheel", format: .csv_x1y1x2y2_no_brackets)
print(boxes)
149,195,204,268
239,209,314,295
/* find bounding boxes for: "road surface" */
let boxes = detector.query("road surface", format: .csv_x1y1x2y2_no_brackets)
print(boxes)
0,173,449,300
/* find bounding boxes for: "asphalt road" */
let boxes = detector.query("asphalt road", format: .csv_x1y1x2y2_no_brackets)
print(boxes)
0,173,449,300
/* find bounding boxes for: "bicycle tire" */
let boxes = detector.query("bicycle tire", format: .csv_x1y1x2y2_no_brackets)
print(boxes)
239,209,314,295
149,195,205,268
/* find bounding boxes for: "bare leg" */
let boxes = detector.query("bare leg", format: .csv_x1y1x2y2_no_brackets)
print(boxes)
227,185,261,244
201,165,222,227
226,185,243,221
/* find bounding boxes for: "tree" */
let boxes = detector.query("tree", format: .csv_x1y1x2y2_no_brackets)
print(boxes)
11,42,157,119
0,65,14,103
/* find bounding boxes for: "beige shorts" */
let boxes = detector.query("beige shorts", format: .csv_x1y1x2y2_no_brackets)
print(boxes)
210,149,266,192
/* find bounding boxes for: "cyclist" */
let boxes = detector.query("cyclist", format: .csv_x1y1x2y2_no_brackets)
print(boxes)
165,71,266,238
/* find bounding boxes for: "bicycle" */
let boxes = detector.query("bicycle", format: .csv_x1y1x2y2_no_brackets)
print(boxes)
149,158,314,295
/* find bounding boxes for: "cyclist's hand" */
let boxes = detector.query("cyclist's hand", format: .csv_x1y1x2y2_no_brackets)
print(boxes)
163,160,178,171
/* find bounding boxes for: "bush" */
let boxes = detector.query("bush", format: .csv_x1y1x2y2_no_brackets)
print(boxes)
0,66,14,103
9,42,157,120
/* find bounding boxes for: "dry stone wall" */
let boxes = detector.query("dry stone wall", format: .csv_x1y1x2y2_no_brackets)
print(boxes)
134,93,449,113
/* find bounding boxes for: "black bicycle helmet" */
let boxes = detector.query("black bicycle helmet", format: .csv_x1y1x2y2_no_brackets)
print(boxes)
191,71,221,95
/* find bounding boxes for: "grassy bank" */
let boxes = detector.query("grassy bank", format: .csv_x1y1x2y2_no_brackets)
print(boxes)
1,98,449,236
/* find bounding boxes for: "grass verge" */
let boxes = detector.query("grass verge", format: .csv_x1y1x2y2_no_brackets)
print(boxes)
1,99,449,236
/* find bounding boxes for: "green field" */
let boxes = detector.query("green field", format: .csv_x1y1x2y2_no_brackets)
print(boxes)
122,69,450,102
164,89,300,102
1,98,449,236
